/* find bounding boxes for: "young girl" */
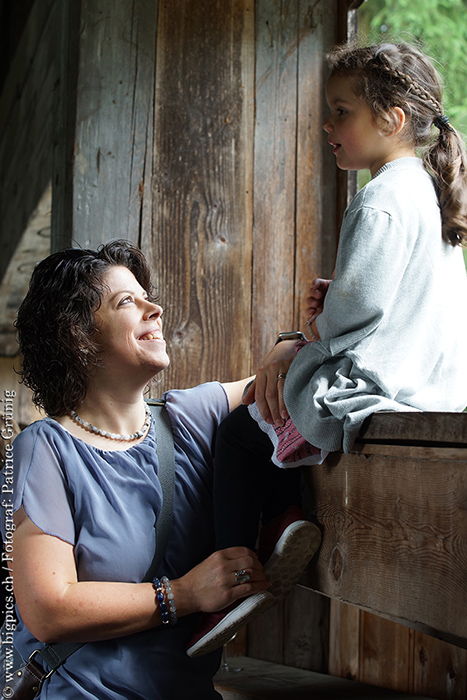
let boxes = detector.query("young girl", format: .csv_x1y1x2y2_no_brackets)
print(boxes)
187,41,467,658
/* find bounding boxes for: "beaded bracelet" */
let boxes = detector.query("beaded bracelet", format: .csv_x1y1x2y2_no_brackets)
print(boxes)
153,577,170,625
161,576,177,626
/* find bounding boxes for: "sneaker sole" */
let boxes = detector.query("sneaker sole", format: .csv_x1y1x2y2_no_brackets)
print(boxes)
264,520,321,598
186,591,277,658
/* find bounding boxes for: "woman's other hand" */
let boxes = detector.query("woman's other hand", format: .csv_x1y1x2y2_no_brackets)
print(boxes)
178,547,270,614
242,340,297,426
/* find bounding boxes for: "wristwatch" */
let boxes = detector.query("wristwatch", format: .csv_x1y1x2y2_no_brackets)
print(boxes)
274,331,307,345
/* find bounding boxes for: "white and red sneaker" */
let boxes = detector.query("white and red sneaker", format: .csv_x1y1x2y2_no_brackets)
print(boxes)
259,506,322,598
186,590,276,658
186,507,321,658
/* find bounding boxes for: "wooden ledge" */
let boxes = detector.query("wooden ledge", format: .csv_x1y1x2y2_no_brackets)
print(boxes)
299,436,467,649
358,411,467,448
215,656,433,699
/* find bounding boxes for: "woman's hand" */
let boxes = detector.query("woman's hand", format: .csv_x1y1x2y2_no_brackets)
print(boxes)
242,340,297,426
13,510,269,642
176,547,270,615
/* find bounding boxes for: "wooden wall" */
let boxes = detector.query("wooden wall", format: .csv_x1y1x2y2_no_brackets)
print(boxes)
50,0,342,391
1,1,465,697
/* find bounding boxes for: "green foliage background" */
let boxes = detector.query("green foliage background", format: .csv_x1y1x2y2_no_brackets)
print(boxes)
357,0,467,268
358,0,467,134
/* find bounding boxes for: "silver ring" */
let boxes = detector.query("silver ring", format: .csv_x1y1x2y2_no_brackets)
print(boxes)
235,569,250,585
276,372,287,381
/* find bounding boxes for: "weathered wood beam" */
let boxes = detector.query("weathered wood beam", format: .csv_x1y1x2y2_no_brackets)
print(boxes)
252,0,340,367
300,426,467,650
151,0,255,390
52,0,158,251
359,411,467,447
295,0,340,331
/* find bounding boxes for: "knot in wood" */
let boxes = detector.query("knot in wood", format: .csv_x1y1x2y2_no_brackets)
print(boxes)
330,546,343,582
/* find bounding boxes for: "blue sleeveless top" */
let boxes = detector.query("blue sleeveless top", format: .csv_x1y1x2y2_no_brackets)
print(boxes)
6,382,229,699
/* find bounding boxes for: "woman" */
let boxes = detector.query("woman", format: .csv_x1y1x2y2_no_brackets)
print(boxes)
7,240,270,699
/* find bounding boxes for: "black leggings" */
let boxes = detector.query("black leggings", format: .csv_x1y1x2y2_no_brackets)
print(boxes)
213,404,302,551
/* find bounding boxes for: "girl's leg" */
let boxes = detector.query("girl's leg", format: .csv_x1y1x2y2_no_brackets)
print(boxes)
187,406,320,659
214,404,302,552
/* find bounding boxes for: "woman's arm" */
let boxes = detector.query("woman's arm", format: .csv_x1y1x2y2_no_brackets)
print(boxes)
221,376,255,411
13,507,269,644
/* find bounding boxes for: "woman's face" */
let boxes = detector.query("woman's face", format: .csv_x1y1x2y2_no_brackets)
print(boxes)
92,265,170,380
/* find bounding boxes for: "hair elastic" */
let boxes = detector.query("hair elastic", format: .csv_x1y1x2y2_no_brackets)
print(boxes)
433,114,454,133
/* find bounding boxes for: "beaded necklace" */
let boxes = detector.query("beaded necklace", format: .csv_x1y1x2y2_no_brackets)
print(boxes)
69,405,152,442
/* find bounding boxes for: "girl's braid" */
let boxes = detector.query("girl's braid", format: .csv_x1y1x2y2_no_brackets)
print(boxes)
378,62,443,119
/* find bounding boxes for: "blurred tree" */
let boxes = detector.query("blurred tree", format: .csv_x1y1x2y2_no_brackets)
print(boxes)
358,0,467,135
358,1,467,267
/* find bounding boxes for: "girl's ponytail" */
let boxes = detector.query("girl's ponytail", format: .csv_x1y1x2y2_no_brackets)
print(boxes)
425,119,467,246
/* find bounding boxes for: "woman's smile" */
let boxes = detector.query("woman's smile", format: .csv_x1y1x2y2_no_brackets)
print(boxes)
93,265,170,377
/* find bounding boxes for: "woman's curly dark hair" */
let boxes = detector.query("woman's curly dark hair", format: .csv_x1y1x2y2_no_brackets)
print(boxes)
15,239,154,417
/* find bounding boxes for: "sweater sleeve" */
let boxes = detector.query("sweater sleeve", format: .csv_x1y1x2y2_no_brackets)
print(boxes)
316,201,412,353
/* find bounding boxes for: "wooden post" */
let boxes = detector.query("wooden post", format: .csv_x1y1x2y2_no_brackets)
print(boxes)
247,0,344,671
151,0,255,391
51,0,158,252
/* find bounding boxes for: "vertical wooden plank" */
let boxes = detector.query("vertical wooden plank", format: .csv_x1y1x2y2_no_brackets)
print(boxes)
413,631,467,700
283,586,329,672
246,0,299,661
328,599,360,681
152,0,255,392
56,0,158,251
225,624,247,658
294,0,340,329
52,0,81,251
251,0,299,365
358,611,414,693
246,0,340,670
247,600,286,663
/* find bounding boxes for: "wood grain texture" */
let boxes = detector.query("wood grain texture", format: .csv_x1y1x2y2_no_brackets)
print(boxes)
248,599,285,664
413,631,467,700
151,0,255,391
67,0,158,250
214,655,434,699
284,586,330,672
328,599,360,681
358,411,467,447
294,0,339,330
251,0,300,364
301,450,467,649
358,613,414,693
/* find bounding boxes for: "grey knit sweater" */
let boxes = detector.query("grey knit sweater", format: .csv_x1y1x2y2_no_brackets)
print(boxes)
284,157,467,453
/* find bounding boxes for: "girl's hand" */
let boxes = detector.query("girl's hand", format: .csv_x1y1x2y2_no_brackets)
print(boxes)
304,277,332,322
242,340,297,426
177,548,270,614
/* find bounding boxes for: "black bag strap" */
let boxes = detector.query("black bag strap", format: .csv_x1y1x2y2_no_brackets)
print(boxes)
36,400,175,674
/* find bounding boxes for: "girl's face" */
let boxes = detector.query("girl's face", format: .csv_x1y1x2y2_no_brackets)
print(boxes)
323,74,411,177
93,265,170,380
